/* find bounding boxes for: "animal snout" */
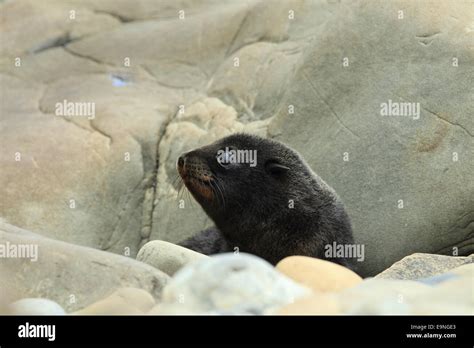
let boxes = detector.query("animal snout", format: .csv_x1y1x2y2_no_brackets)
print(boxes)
177,151,212,180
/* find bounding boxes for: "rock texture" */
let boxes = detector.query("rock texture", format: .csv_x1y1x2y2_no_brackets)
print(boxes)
8,298,66,315
276,256,362,292
336,278,432,314
335,266,474,315
276,294,340,315
136,240,208,276
0,0,472,277
0,222,169,312
267,1,474,276
74,287,155,315
152,253,310,314
375,253,473,280
275,255,474,315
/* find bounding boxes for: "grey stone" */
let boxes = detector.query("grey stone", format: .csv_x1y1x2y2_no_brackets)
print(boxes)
337,278,430,315
375,253,473,280
0,222,169,312
8,298,65,315
136,240,208,276
410,269,474,314
0,0,120,57
0,55,174,257
74,287,155,315
417,272,458,285
337,263,474,314
153,253,310,314
267,1,474,276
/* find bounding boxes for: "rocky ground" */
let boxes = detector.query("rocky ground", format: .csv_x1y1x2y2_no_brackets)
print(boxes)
2,221,472,315
0,0,473,314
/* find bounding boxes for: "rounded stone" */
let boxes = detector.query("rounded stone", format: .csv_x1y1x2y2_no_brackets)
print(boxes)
336,278,431,314
8,298,65,315
155,253,310,314
275,294,340,315
74,287,155,315
136,240,208,276
276,256,363,293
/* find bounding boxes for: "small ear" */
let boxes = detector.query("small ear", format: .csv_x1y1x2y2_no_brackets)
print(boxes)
265,161,290,175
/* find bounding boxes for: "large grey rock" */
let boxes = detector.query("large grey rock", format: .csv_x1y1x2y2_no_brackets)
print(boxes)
0,43,176,257
336,277,474,315
0,71,173,256
375,253,473,280
337,278,430,314
409,269,474,315
267,1,474,276
136,240,208,276
152,253,310,314
0,222,169,312
0,0,121,56
336,264,474,315
0,0,294,254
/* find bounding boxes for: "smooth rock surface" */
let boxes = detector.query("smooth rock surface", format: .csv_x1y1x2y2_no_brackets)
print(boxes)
450,263,474,277
275,294,340,315
153,253,310,314
276,256,362,293
8,298,66,315
375,253,473,280
336,268,474,315
267,1,474,276
136,240,208,276
410,274,474,315
0,222,169,312
74,287,155,315
336,278,431,314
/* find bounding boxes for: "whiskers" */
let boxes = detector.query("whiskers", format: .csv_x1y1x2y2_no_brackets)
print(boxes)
170,173,195,209
209,177,226,210
172,171,227,211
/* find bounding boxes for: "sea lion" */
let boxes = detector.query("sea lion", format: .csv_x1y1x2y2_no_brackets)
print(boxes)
177,133,356,269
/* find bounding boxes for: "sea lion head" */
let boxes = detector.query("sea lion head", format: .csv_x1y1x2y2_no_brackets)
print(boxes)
177,133,320,228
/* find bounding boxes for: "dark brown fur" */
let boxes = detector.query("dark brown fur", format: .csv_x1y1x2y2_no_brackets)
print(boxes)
177,133,356,270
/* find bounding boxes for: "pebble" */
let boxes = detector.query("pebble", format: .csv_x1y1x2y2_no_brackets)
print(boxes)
8,298,65,315
137,240,208,276
276,256,362,293
74,288,155,315
154,253,310,314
